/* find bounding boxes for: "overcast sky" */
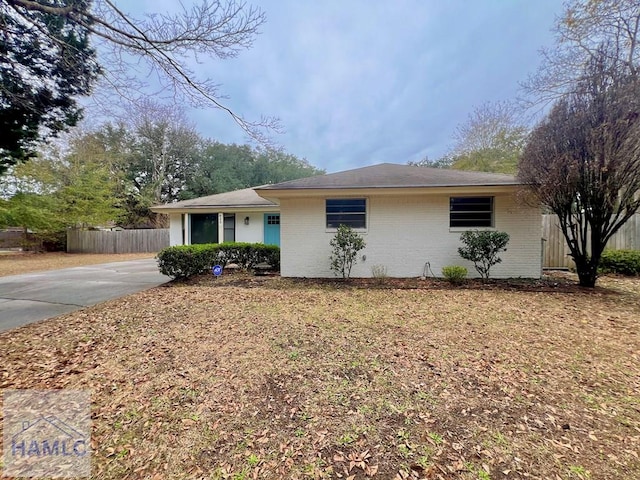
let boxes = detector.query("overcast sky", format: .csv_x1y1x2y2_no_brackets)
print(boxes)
128,0,562,173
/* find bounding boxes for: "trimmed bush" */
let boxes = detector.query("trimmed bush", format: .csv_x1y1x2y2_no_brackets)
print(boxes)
156,244,219,279
329,225,366,279
216,242,280,270
442,265,468,284
599,249,640,276
157,242,280,279
261,245,281,271
458,230,510,280
216,242,256,269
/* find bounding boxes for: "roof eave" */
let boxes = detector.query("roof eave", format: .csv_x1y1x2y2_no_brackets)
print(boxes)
255,184,521,199
150,204,277,214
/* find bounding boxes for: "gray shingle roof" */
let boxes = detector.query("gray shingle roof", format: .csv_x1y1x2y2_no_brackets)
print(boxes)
152,164,520,211
255,163,519,190
151,187,276,211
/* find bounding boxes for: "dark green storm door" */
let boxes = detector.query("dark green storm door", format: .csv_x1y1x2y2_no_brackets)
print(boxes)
190,214,218,244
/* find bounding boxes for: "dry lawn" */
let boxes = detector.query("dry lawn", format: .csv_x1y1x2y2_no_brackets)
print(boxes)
1,273,639,479
0,252,156,277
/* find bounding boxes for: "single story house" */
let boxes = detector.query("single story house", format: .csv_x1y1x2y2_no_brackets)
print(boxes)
152,163,542,278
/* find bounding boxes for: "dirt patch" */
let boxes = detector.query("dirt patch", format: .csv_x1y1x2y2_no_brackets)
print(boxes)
0,252,156,277
0,273,638,479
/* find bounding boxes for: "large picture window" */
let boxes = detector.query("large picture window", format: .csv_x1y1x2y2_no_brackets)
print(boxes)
326,198,366,229
450,197,493,228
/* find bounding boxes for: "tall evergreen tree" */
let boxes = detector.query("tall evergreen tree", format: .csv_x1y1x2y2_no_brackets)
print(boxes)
0,0,99,173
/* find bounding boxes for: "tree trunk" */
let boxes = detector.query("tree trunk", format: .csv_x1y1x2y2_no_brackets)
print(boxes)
576,260,598,288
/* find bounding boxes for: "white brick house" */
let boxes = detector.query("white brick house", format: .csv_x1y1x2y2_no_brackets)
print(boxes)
255,163,541,279
153,163,542,278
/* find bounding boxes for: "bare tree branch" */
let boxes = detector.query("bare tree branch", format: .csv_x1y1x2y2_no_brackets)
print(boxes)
3,0,282,147
521,0,640,107
519,50,640,287
7,0,74,16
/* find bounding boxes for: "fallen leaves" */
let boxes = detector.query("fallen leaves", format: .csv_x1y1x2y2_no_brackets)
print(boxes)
0,252,154,277
0,272,639,479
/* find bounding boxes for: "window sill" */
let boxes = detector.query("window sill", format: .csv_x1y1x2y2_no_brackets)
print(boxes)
449,226,496,233
325,228,368,234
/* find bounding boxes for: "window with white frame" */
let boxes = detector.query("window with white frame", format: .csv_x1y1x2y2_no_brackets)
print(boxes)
223,213,235,242
326,198,366,229
449,197,493,228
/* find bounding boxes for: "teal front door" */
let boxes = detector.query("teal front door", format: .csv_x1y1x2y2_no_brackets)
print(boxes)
264,213,280,246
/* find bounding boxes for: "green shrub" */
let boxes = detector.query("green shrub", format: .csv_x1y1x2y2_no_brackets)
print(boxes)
157,242,280,279
442,265,467,284
216,242,280,270
599,249,640,276
156,244,220,279
329,225,366,279
217,242,256,269
39,230,67,251
458,230,510,280
260,244,281,270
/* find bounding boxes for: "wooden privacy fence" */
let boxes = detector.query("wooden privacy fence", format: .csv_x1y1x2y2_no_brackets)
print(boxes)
0,230,28,249
542,214,640,269
67,229,169,254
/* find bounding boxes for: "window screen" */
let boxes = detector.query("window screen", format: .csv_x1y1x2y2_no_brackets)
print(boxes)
449,197,493,228
326,199,366,229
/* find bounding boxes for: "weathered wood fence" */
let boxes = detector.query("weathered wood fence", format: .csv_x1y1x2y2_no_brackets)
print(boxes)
67,229,169,254
542,214,640,269
0,230,28,249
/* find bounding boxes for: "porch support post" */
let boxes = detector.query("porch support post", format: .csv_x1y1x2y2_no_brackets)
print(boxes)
218,213,224,244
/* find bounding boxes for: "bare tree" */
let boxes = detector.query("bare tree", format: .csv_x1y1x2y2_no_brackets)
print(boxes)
407,155,453,169
443,101,528,174
2,0,280,152
522,0,640,105
452,101,527,155
519,51,640,287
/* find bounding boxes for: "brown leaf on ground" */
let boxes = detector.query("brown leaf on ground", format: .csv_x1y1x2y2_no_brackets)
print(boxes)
0,252,156,277
0,271,639,479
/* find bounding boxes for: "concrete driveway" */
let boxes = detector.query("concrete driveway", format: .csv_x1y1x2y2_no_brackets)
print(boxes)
0,258,169,332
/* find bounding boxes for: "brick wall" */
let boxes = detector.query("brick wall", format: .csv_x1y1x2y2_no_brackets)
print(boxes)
279,192,541,278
